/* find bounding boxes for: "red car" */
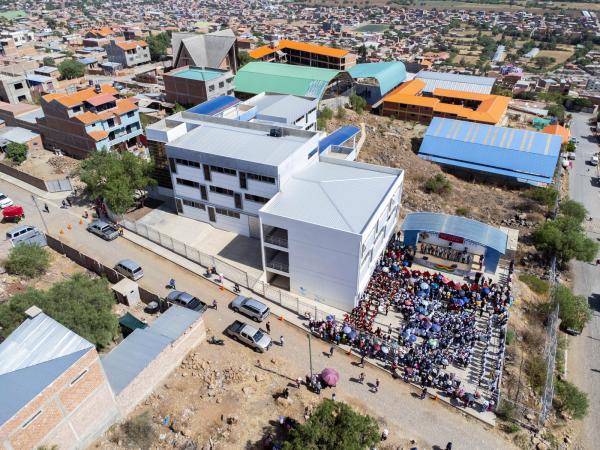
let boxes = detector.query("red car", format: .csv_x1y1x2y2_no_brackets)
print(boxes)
2,205,24,223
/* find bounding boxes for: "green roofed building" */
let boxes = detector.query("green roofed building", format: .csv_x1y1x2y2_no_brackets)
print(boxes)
234,62,353,100
348,62,407,106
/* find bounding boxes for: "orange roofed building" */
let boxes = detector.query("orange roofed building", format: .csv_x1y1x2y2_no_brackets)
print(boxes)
104,39,150,68
36,84,143,158
249,39,357,71
381,79,510,125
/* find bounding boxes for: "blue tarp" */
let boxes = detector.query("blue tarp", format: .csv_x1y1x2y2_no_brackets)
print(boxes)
319,125,360,153
187,95,240,116
419,117,561,185
401,212,508,254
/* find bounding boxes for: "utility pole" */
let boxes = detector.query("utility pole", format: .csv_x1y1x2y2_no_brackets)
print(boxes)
31,195,49,234
307,332,314,380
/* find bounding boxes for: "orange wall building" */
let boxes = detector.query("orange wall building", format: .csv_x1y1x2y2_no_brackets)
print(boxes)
381,79,510,125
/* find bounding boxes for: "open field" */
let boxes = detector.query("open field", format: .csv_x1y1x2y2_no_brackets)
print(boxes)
354,23,390,32
535,49,575,66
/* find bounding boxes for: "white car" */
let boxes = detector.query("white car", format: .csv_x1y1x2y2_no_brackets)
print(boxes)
0,193,13,209
569,137,580,144
591,155,599,166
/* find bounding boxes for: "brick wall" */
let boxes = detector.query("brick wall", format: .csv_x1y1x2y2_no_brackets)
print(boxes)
115,317,206,416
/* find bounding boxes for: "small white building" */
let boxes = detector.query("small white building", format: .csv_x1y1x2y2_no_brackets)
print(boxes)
146,112,404,311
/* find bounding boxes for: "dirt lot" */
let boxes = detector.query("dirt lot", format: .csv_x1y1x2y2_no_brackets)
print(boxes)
534,49,575,66
2,146,79,181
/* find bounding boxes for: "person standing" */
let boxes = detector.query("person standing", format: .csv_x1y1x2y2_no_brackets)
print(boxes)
43,203,49,213
266,321,271,334
374,378,380,393
329,345,335,358
360,353,365,367
296,377,302,389
331,392,336,402
359,372,365,384
381,428,389,441
168,278,176,289
279,335,284,347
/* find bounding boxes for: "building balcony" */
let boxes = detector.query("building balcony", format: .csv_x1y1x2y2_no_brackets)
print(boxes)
263,225,288,248
264,246,289,273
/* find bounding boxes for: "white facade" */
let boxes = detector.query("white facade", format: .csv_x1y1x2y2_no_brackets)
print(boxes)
146,112,404,312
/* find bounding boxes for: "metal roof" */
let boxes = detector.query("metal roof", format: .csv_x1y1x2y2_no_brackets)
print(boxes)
0,312,94,425
261,159,402,234
415,71,496,94
102,305,200,395
169,115,318,167
319,125,360,153
401,212,508,254
234,62,342,99
419,118,561,185
0,126,38,144
348,62,407,96
187,95,240,115
248,94,317,124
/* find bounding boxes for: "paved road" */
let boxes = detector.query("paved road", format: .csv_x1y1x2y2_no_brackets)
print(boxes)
0,177,514,449
567,112,600,450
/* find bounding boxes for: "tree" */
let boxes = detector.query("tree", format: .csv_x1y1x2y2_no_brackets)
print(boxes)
42,56,55,66
522,186,558,210
349,94,367,114
554,379,589,419
79,150,156,215
238,50,252,67
554,285,592,332
5,142,28,164
533,216,598,265
146,32,170,61
0,274,118,348
548,104,565,121
559,199,587,223
58,59,85,79
5,244,51,278
282,400,380,450
424,174,452,195
357,45,368,63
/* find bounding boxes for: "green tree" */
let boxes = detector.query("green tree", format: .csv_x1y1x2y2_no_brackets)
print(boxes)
559,199,587,223
5,142,28,164
58,59,85,79
42,56,55,66
5,244,51,278
522,186,558,210
238,50,252,67
424,173,452,195
79,150,156,215
554,285,592,332
533,216,598,265
0,274,118,348
282,400,380,450
146,32,170,61
349,94,367,114
173,103,186,113
548,104,565,121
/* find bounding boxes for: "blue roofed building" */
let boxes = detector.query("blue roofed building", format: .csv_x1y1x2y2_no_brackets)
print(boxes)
419,117,562,186
401,212,511,275
348,62,407,106
0,307,119,450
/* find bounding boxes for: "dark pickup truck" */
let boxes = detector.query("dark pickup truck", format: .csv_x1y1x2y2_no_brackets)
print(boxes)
225,320,272,353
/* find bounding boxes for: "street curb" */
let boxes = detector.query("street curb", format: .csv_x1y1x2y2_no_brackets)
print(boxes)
121,232,497,429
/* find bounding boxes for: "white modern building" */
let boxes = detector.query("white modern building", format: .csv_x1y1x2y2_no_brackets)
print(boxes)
146,112,403,311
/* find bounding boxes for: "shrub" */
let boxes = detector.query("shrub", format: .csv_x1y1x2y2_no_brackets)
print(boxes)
496,398,515,421
283,400,380,450
533,216,598,265
559,199,587,223
336,106,346,119
319,107,333,120
349,94,367,114
554,379,589,419
0,273,118,348
554,284,591,332
564,142,576,153
503,422,520,434
455,206,471,217
522,186,558,210
505,328,516,346
526,354,547,395
5,244,50,278
424,174,452,195
5,142,28,165
519,273,549,295
120,412,156,448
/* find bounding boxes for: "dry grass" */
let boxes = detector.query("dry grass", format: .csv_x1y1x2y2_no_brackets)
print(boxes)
535,49,575,65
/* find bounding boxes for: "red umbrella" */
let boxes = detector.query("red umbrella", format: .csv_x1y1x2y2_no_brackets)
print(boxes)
321,368,340,386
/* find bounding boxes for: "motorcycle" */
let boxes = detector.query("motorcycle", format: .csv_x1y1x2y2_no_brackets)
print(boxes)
209,336,224,345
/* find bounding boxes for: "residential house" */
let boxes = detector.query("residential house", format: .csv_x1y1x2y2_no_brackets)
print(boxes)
104,40,150,68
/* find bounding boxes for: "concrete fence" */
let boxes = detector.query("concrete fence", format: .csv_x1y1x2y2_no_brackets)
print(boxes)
0,162,72,192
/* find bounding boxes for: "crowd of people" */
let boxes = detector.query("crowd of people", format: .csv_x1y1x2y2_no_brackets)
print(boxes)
307,234,513,413
419,242,473,266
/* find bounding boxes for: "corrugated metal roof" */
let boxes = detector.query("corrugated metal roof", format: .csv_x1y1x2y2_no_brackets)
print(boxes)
419,118,561,185
348,62,407,96
102,305,200,394
261,160,401,233
250,94,317,123
415,71,496,94
187,95,240,115
401,212,508,254
319,125,360,153
234,62,342,99
0,313,93,376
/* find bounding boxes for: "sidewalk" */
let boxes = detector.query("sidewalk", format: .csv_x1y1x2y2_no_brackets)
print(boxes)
123,229,497,426
0,171,71,201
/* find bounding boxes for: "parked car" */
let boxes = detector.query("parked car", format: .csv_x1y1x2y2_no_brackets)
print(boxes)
2,205,24,223
87,219,119,240
6,224,38,243
114,259,144,281
230,295,270,322
591,155,599,166
0,193,13,209
569,137,580,144
568,152,576,160
166,290,208,313
226,320,272,352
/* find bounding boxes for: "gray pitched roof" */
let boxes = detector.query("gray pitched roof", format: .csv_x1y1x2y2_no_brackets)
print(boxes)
0,313,94,425
173,29,236,69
